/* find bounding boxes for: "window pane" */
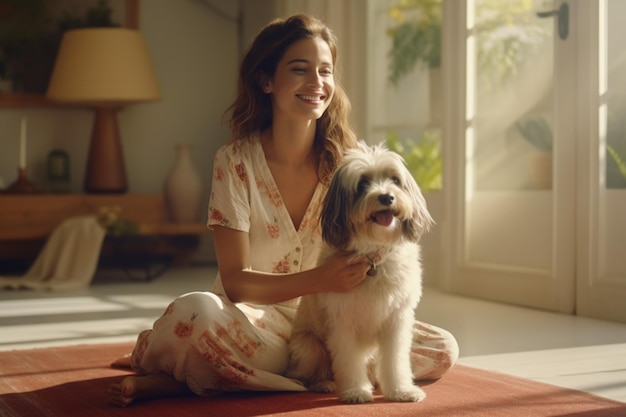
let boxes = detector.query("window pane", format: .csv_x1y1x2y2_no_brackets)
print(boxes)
606,0,626,190
371,0,443,191
466,0,554,270
472,0,553,190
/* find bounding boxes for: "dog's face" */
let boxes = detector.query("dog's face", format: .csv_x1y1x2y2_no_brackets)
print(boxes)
321,142,434,249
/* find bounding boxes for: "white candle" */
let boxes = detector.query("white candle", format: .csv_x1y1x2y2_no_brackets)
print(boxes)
19,117,26,169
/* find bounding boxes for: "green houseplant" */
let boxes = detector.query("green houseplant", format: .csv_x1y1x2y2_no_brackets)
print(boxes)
515,115,626,189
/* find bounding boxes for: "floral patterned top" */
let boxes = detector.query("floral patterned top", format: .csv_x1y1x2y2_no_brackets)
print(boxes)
207,133,326,306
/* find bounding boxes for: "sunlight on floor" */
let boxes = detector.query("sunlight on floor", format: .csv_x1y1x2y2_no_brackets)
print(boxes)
2,318,149,349
460,343,626,403
0,297,127,318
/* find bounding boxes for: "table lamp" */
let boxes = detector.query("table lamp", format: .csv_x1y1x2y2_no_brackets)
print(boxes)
46,28,160,193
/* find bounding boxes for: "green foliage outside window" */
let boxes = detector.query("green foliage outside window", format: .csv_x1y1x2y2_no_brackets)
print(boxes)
607,145,626,189
386,0,550,91
385,0,626,190
386,130,442,192
386,0,441,86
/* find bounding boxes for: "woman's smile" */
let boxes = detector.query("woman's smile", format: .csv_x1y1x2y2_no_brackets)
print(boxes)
296,94,326,104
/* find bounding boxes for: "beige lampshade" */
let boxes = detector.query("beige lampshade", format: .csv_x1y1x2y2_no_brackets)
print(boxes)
46,28,160,103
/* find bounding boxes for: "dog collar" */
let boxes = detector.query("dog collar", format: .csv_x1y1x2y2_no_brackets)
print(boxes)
365,249,389,276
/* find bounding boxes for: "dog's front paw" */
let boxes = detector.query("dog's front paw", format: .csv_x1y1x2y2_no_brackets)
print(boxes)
308,380,335,393
385,386,426,403
340,388,374,404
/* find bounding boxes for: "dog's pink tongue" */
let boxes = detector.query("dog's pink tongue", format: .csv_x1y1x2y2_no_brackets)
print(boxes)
372,210,394,226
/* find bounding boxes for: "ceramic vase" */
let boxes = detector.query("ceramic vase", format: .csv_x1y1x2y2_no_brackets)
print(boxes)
164,144,202,223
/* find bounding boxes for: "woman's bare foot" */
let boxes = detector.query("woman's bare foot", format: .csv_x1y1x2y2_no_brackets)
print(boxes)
108,373,192,407
110,353,132,369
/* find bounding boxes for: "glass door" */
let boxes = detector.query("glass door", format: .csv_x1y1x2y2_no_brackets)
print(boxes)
443,0,626,321
442,0,577,313
576,0,626,322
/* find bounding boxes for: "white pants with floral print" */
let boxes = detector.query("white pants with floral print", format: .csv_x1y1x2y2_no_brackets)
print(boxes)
130,291,459,396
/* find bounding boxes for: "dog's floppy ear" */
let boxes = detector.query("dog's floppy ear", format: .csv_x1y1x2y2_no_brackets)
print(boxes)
321,166,352,249
402,167,435,242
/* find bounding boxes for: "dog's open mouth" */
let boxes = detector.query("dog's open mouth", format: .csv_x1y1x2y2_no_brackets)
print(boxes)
370,210,395,227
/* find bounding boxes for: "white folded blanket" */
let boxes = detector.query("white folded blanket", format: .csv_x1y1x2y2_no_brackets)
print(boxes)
0,216,106,291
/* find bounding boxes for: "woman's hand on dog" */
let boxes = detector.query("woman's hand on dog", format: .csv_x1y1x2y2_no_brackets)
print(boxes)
319,252,370,293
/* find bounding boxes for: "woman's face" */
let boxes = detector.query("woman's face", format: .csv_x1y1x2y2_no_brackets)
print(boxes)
265,37,335,123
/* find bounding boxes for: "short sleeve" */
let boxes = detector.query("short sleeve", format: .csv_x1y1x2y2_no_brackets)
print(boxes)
207,143,251,232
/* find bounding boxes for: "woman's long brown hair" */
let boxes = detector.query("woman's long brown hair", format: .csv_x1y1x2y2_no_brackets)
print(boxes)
224,14,357,184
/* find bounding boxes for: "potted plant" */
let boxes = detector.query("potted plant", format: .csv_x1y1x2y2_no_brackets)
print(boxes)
515,114,552,189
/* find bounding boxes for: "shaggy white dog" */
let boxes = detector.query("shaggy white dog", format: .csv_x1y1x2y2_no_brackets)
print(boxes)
287,142,434,404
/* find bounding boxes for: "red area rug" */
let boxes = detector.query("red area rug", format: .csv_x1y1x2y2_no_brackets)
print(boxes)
1,342,624,416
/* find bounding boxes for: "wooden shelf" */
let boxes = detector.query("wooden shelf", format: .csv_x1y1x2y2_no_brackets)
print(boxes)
0,93,80,109
0,193,209,273
0,93,51,108
139,223,209,235
0,193,209,241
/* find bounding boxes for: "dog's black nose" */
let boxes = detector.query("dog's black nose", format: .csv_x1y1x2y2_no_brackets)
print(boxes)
378,194,394,206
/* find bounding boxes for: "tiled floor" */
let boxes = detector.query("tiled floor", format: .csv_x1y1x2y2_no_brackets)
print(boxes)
1,265,625,402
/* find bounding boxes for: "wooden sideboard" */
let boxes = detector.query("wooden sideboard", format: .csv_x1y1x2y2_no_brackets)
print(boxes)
0,193,209,277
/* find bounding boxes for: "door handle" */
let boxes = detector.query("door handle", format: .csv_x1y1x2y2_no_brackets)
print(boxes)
537,2,569,40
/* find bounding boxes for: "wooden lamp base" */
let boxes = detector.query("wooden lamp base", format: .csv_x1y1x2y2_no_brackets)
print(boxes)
84,106,128,194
